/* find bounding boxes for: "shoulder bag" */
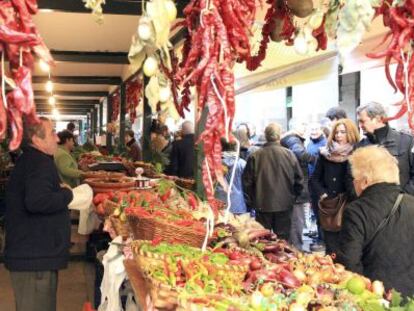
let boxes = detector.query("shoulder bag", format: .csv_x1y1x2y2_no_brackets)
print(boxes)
318,193,347,232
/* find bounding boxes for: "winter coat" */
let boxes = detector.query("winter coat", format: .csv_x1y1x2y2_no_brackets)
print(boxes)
242,142,304,212
215,152,247,214
5,146,73,271
281,133,315,203
126,138,142,161
306,135,327,177
337,183,414,297
310,154,354,200
357,125,414,195
166,134,195,178
54,146,83,188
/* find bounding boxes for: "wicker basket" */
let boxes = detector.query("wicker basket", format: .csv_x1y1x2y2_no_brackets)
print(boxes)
127,215,207,248
131,240,166,274
109,215,130,238
146,277,179,310
174,178,195,190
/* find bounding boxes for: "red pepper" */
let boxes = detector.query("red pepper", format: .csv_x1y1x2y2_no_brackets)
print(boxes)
187,192,198,210
160,188,172,202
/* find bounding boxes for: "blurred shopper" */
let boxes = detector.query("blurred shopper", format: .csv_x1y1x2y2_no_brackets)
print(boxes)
243,123,304,240
66,122,76,134
310,119,359,255
281,119,314,250
337,146,414,297
235,125,254,160
306,122,327,242
216,138,247,214
357,102,414,195
125,130,142,161
325,107,347,122
151,125,172,157
55,130,84,188
5,117,73,311
166,121,195,178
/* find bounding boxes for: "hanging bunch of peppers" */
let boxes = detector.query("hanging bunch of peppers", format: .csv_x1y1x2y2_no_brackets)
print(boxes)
176,0,262,202
367,0,414,131
111,91,120,122
126,75,143,123
0,0,53,150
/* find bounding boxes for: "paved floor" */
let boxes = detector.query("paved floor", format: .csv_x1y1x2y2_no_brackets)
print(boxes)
0,261,96,311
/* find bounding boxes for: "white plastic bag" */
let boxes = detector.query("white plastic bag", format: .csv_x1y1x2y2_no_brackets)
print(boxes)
68,184,100,234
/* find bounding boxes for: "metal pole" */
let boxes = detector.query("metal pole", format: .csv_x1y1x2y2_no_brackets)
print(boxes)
106,95,113,153
142,76,152,162
119,83,126,147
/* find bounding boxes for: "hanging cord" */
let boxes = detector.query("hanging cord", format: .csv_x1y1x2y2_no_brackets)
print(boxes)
224,139,240,224
401,48,412,113
201,202,215,252
1,52,7,108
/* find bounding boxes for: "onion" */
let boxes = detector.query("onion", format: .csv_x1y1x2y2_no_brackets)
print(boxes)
309,11,324,29
164,0,177,23
138,23,152,41
372,280,385,297
159,87,171,102
294,33,308,55
143,56,158,77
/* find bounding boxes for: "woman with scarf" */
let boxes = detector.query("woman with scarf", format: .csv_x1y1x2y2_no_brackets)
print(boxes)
310,119,360,255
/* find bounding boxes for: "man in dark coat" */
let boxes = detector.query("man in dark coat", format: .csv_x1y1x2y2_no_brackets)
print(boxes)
357,102,414,195
242,123,304,240
5,117,73,311
281,120,314,249
337,146,414,297
166,121,195,178
125,129,142,161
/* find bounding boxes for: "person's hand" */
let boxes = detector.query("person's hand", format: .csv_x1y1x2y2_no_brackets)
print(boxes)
60,183,72,191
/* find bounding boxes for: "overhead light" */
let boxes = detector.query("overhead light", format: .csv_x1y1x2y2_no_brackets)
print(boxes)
48,96,56,106
39,60,50,72
45,80,54,93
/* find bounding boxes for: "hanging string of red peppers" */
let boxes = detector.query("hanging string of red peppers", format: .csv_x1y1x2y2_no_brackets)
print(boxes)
111,91,120,122
126,76,143,123
0,0,53,150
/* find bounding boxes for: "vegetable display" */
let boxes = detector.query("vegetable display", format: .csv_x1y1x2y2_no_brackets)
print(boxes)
0,0,53,150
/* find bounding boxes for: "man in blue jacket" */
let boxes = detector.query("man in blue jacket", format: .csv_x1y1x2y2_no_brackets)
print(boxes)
5,117,73,311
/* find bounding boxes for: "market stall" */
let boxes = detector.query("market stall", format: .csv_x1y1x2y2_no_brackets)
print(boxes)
2,0,414,310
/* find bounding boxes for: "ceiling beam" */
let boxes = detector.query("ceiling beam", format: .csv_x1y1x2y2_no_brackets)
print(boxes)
35,99,100,106
33,76,122,85
38,0,190,17
37,108,91,114
51,50,128,64
34,90,108,97
36,104,96,110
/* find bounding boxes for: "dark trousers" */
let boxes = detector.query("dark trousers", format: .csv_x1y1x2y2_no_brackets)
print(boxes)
289,203,305,250
10,270,58,311
323,230,340,255
256,210,292,241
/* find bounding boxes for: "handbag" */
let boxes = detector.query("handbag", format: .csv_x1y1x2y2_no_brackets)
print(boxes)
318,193,347,232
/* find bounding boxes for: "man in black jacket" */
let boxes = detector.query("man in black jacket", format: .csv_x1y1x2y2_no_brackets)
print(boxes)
357,102,414,195
281,120,314,249
337,146,414,297
166,121,195,178
5,117,73,311
243,123,304,240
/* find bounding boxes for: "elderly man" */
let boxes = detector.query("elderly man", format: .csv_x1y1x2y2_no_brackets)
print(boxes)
5,117,73,311
357,102,414,195
337,146,414,297
166,121,195,178
242,123,304,240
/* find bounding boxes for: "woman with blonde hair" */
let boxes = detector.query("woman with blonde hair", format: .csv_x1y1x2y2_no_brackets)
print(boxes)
310,118,360,255
337,146,414,297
